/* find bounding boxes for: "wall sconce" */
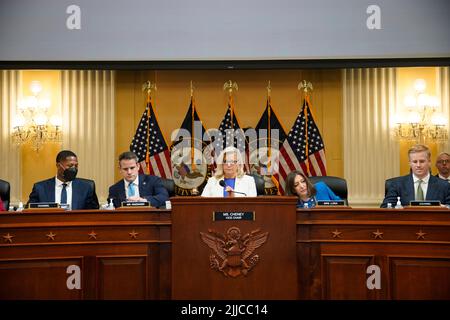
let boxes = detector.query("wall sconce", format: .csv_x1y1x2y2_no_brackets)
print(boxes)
393,78,448,144
12,81,62,151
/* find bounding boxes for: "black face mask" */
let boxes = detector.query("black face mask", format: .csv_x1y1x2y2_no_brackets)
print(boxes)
63,167,78,181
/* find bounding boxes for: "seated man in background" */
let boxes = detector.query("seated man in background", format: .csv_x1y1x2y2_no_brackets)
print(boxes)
108,151,169,208
285,170,341,208
27,150,100,210
381,144,450,208
435,152,450,183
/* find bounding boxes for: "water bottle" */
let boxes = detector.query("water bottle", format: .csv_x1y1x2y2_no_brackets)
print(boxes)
303,202,309,209
17,202,24,212
394,196,403,209
107,198,115,210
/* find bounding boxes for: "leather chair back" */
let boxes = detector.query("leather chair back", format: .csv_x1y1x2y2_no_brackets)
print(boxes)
77,178,99,207
0,179,11,210
248,173,265,196
309,175,348,204
161,178,175,197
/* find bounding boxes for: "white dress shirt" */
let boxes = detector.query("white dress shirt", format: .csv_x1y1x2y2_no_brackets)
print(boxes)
438,174,450,183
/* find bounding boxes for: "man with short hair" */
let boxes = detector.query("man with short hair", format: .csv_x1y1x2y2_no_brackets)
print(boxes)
381,144,450,207
435,152,450,183
27,150,99,210
108,151,169,208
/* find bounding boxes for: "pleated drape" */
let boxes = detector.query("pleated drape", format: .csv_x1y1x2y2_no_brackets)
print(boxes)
343,68,399,207
61,70,115,203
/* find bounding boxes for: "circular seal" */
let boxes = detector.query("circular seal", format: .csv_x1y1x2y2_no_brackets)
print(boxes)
171,146,208,190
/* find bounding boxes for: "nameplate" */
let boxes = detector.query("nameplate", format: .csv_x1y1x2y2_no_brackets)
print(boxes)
29,202,59,209
317,200,346,206
213,211,255,221
121,201,150,207
409,200,441,207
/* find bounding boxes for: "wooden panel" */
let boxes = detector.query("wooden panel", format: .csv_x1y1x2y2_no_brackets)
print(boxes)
297,208,450,300
172,197,298,300
0,209,170,300
0,257,83,300
390,257,450,300
322,255,375,300
97,256,147,300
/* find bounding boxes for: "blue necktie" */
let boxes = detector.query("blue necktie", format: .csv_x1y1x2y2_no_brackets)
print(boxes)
61,183,67,204
128,183,135,197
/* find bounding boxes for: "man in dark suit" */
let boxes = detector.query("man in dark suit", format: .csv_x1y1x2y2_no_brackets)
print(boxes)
435,152,450,183
381,144,450,208
27,150,99,210
108,151,169,208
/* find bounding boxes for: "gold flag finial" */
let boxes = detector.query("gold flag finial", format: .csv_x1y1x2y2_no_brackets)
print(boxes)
298,80,313,93
267,81,272,97
190,80,195,97
223,80,238,97
142,81,157,97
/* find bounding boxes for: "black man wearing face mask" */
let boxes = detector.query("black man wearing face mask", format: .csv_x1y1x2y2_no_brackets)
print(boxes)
27,150,99,210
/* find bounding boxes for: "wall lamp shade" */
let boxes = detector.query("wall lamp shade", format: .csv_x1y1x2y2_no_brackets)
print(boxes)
12,81,62,151
394,79,448,144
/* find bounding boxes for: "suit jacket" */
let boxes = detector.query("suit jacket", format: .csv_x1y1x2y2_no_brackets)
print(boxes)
201,175,257,197
381,174,450,208
108,174,169,208
27,177,99,210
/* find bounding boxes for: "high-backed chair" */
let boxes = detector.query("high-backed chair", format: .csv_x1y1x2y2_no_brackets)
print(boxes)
161,178,175,197
248,173,265,196
0,179,11,210
384,177,398,197
77,177,99,208
309,175,348,205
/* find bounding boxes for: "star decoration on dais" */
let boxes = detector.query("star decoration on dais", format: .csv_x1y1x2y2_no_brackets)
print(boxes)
3,233,14,243
129,230,139,240
88,231,97,240
416,230,427,240
331,229,342,239
372,229,383,240
46,231,57,241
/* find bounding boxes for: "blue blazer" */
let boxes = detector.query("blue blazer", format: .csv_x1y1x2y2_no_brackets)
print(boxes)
381,174,450,208
108,174,169,208
27,178,99,210
297,181,341,208
315,181,341,201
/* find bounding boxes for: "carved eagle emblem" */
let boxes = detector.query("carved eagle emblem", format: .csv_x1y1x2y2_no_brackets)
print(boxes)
200,227,269,277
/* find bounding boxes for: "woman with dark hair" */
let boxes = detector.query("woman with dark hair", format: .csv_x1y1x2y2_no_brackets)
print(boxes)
285,170,340,208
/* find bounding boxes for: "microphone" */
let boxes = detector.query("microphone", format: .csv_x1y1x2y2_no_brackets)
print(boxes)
219,180,247,196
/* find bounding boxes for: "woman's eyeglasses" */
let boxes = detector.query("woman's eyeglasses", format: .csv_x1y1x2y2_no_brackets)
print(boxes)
223,160,238,165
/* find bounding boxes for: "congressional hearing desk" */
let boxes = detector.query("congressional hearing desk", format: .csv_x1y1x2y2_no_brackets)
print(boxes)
0,197,449,300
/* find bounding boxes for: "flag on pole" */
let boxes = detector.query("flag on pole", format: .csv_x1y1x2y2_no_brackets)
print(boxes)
216,97,249,170
252,97,288,194
278,96,327,193
171,96,210,195
130,97,172,179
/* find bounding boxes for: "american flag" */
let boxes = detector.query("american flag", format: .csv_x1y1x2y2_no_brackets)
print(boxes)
253,97,288,193
206,99,249,172
130,99,172,179
278,96,327,193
